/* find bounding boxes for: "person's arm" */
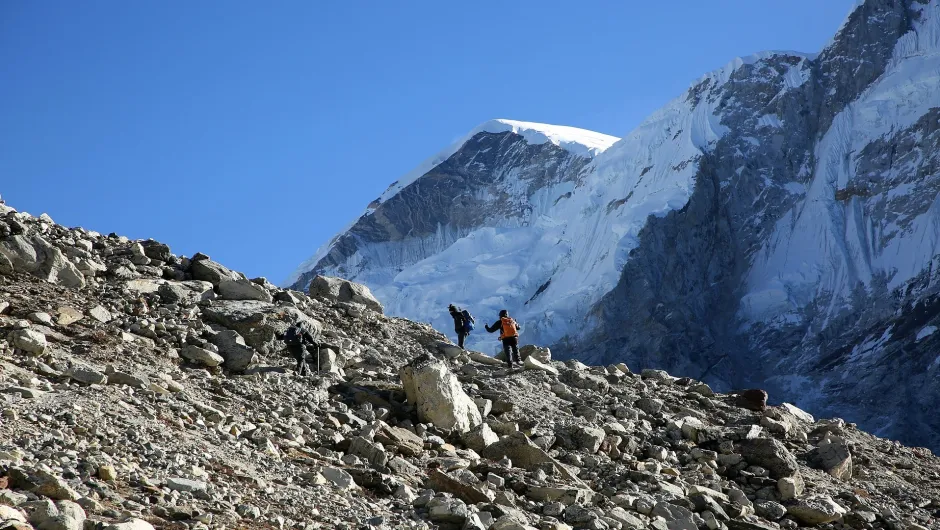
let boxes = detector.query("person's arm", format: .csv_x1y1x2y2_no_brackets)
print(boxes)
484,320,500,333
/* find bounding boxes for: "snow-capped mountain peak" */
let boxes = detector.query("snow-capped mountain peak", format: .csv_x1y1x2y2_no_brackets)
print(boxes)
374,119,619,207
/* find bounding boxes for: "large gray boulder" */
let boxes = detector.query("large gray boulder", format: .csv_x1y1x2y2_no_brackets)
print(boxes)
189,258,239,286
309,275,383,314
480,432,582,484
208,329,258,372
786,496,847,525
0,235,85,288
737,438,799,478
812,435,853,480
218,278,273,302
399,354,481,433
180,345,224,367
158,280,215,304
11,328,47,355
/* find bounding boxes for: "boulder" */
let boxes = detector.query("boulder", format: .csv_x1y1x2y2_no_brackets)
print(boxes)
11,329,47,355
427,469,494,504
0,235,85,288
737,438,798,478
812,435,853,480
189,258,239,286
100,519,156,530
140,240,171,261
374,425,424,457
776,474,805,501
635,398,664,415
399,354,481,433
88,305,112,323
208,329,257,372
23,499,85,530
319,467,357,490
9,468,80,501
104,366,150,388
573,426,606,453
157,281,215,304
561,370,609,393
55,306,83,326
348,436,388,467
526,486,593,506
523,355,558,375
461,423,499,452
734,389,768,412
309,275,383,313
481,432,581,483
518,345,551,363
166,477,207,493
180,345,224,367
218,278,273,302
786,495,847,525
651,502,696,530
67,367,107,385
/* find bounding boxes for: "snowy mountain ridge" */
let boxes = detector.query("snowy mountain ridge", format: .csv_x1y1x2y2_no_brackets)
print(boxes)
290,0,940,450
282,119,619,290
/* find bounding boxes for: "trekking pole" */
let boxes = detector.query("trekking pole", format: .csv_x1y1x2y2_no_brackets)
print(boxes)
317,345,321,374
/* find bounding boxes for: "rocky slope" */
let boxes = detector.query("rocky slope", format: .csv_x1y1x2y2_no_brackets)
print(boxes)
288,0,940,451
4,203,940,529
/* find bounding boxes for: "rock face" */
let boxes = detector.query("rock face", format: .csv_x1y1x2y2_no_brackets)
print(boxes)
287,0,940,451
399,354,481,433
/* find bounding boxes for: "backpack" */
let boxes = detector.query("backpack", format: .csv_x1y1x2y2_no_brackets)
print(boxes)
284,325,302,345
461,309,475,332
499,316,518,339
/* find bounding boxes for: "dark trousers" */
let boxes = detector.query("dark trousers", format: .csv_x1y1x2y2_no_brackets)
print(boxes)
288,343,309,376
457,331,467,349
502,336,520,365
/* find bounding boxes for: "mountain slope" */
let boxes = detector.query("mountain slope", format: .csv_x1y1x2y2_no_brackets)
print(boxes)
4,201,940,529
290,0,940,449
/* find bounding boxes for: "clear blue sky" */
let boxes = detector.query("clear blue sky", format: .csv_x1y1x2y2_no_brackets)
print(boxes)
0,1,854,283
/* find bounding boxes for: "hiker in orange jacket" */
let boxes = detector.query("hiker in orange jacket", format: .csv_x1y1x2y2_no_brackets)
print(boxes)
484,309,521,368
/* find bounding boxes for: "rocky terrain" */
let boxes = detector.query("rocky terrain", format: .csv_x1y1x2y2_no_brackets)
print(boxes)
4,204,940,530
286,0,940,451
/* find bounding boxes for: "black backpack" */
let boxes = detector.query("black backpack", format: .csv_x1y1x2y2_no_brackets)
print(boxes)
460,309,475,332
284,325,302,345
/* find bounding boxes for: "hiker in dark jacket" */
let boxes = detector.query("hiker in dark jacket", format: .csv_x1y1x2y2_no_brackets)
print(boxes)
282,320,317,376
484,309,521,367
448,304,474,348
